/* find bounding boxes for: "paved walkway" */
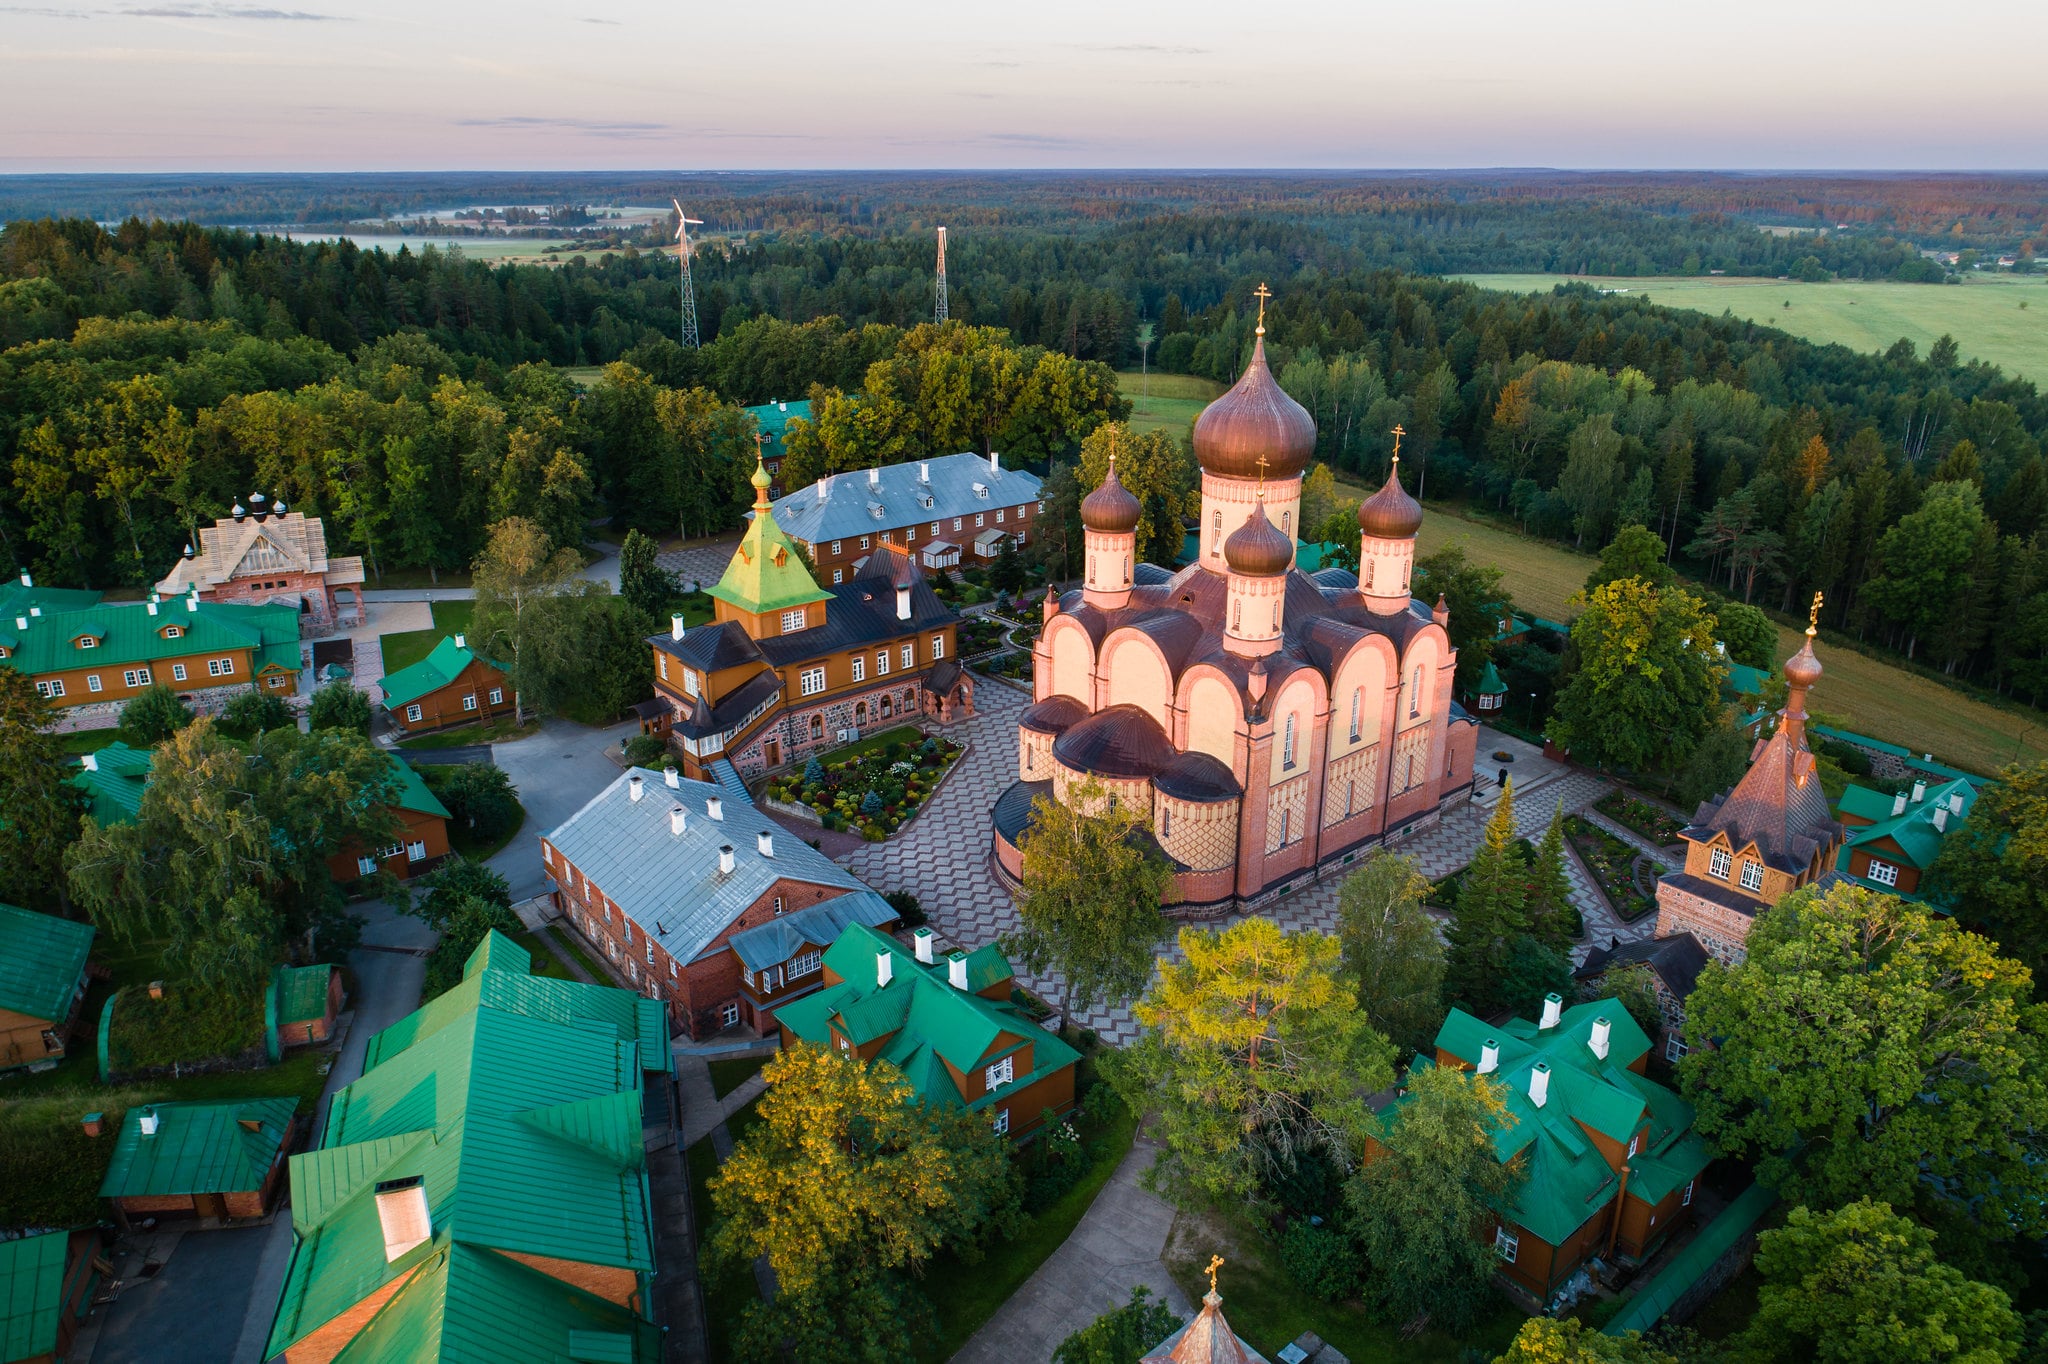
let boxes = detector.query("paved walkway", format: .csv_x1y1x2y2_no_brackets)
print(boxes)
950,1134,1190,1364
656,536,743,592
678,1053,772,1150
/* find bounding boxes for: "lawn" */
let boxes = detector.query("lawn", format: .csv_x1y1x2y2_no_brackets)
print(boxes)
377,600,475,676
1452,271,2048,386
708,1053,770,1100
1118,369,1224,439
59,729,122,756
365,565,473,591
397,715,539,750
546,925,608,982
509,930,574,981
1389,502,2048,775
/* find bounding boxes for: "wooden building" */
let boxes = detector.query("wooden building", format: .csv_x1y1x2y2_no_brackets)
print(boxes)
266,964,343,1059
0,903,95,1075
776,923,1082,1142
325,754,452,883
1833,775,1976,901
98,1098,299,1223
767,450,1043,583
377,634,515,734
0,592,301,708
0,1227,101,1364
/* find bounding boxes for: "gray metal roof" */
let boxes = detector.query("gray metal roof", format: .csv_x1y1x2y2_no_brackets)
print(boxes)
728,890,899,972
545,767,866,967
768,452,1043,547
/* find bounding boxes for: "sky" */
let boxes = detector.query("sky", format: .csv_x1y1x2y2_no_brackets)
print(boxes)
0,0,2039,171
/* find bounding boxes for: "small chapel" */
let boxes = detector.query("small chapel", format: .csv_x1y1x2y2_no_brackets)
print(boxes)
992,290,1479,912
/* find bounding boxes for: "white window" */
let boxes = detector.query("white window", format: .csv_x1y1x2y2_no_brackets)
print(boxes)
658,655,668,680
952,517,962,531
670,961,678,977
720,1002,741,1028
163,625,181,638
799,667,826,696
1409,666,1423,718
127,668,152,687
407,841,427,862
378,843,402,859
974,513,984,527
1682,1180,1695,1207
1211,510,1223,556
832,569,843,584
87,674,103,693
790,949,822,977
208,657,234,677
462,693,478,711
76,636,97,650
773,895,785,915
930,521,940,534
984,1055,1014,1090
356,856,379,876
1739,859,1764,892
991,1108,1010,1136
37,679,64,698
1867,859,1899,887
931,634,944,660
901,643,914,669
1708,847,1732,880
830,540,842,555
995,508,1005,523
489,687,503,705
877,650,890,676
171,663,187,681
859,536,870,550
780,608,806,634
1016,505,1027,520
1494,1227,1519,1263
1283,713,1297,767
1665,1034,1688,1062
1349,688,1362,742
852,657,865,682
406,704,423,723
1627,1133,1640,1158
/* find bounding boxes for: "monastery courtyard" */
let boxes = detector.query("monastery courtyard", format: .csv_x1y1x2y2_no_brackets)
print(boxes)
838,674,1653,1047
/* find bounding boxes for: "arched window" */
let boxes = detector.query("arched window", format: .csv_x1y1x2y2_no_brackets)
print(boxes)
1409,666,1423,718
1088,554,1096,585
1122,555,1129,585
1161,806,1173,837
1233,599,1242,631
1350,688,1362,742
1282,510,1291,535
855,701,868,722
879,695,893,718
810,714,823,739
1283,713,1297,767
1211,510,1222,556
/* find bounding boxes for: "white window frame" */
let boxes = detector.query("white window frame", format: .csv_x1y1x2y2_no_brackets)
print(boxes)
37,679,64,698
87,674,103,693
901,643,914,669
984,1055,1014,1090
209,657,235,677
720,1001,741,1028
832,569,843,584
877,650,890,676
1682,1180,1695,1207
356,855,379,876
1739,859,1764,892
462,693,479,712
1708,847,1732,880
829,540,842,555
930,520,940,534
1867,859,1899,887
859,536,871,550
406,703,423,722
931,634,944,660
974,513,985,527
1494,1226,1519,1263
952,517,962,531
991,1107,1009,1136
851,656,865,683
1665,1033,1688,1062
488,687,503,705
76,636,97,650
163,624,182,638
1627,1133,1640,1158
995,508,1005,523
171,663,187,681
799,667,826,696
127,667,152,687
407,841,427,862
790,949,822,977
780,608,807,634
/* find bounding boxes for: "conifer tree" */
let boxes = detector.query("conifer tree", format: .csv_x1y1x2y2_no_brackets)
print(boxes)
1446,779,1527,1008
1525,800,1575,951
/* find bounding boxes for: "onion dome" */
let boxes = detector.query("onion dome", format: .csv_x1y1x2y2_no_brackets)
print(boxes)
1357,458,1423,539
1784,632,1823,691
1192,336,1317,482
1080,459,1142,533
1052,704,1176,779
749,455,773,501
1223,500,1293,577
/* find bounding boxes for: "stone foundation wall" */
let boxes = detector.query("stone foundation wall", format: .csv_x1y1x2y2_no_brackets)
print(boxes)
1653,882,1756,966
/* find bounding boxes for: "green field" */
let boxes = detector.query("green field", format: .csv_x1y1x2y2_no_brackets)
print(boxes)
1356,495,2048,776
377,600,474,676
1118,369,1223,438
1452,272,2048,385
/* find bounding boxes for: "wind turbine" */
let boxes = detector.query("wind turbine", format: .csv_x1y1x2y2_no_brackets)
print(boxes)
672,198,704,348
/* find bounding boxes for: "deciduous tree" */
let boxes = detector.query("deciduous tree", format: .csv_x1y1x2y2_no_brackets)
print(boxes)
1335,852,1446,1058
1053,1287,1182,1364
1494,1318,1676,1364
306,679,372,734
1076,422,1197,568
215,685,295,739
116,682,192,747
0,667,88,912
1412,545,1511,695
1546,579,1727,773
1584,522,1676,595
1925,759,2048,978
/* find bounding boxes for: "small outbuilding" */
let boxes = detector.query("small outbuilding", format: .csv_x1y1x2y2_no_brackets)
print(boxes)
265,964,343,1059
377,634,515,734
0,903,95,1075
98,1098,299,1224
0,1227,101,1364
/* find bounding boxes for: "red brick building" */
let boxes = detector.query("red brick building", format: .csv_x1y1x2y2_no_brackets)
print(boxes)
154,499,365,632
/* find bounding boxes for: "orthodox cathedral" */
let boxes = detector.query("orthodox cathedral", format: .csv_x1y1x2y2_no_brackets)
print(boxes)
992,297,1479,912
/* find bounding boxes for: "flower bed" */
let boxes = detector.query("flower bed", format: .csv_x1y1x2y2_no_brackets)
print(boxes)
1595,791,1685,846
957,616,1009,655
759,732,962,841
980,650,1033,680
1565,814,1661,921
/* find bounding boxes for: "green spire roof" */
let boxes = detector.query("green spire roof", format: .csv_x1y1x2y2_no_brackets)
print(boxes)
708,481,830,617
1476,660,1508,696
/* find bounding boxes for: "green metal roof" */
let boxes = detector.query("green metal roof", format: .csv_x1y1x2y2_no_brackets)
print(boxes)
385,753,451,820
273,963,335,1027
1834,777,1975,881
1476,659,1508,696
0,578,104,624
269,933,665,1361
1604,1183,1777,1337
707,499,831,617
73,741,152,826
0,1228,72,1362
0,597,300,678
744,398,811,460
378,636,502,710
98,1097,297,1197
1721,663,1770,698
776,924,1078,1112
0,901,94,1026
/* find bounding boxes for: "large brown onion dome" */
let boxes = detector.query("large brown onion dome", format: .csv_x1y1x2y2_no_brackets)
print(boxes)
1192,337,1317,482
1080,460,1142,534
1783,632,1823,691
1357,459,1423,539
1224,500,1294,577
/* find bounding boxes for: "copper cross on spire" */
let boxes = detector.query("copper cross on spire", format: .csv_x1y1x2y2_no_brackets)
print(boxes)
1808,590,1824,636
1390,423,1406,467
1107,426,1117,470
1252,283,1271,335
1205,1254,1225,1296
1255,453,1269,498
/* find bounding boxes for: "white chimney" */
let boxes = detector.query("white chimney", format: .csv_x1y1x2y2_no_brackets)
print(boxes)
138,1106,160,1136
1912,780,1927,803
664,767,680,789
628,774,644,802
1477,1039,1499,1074
671,613,686,641
1949,792,1965,815
1934,807,1948,832
868,467,880,488
669,806,688,836
989,451,1000,473
16,571,28,587
876,951,893,988
778,401,787,412
895,584,911,621
947,951,969,990
28,606,39,617
1529,1062,1551,1109
374,1177,431,1263
1892,792,1908,816
13,617,24,631
816,478,828,503
706,795,722,820
757,830,774,858
718,845,735,874
453,633,466,649
147,600,157,615
1590,1016,1611,1061
913,927,935,963
81,753,98,773
918,461,930,483
1539,992,1563,1030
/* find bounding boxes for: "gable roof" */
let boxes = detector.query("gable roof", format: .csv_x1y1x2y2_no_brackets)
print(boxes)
0,902,94,1024
768,451,1042,547
154,509,365,596
268,937,660,1362
1575,932,1709,1000
98,1097,297,1197
727,890,901,973
776,923,1080,1112
74,741,153,825
0,596,301,677
543,768,864,968
749,547,955,669
706,497,831,617
744,398,811,461
378,636,503,710
385,753,451,820
1835,776,1975,872
0,1229,74,1362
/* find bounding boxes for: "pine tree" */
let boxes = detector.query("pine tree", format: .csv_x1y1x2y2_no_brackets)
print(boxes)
1445,779,1527,1009
1526,800,1575,951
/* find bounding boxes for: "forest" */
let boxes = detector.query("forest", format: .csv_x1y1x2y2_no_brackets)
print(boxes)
3,205,2047,703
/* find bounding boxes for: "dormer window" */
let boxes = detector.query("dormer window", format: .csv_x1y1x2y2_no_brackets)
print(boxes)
76,636,97,649
162,624,182,638
1739,859,1765,892
1708,847,1732,880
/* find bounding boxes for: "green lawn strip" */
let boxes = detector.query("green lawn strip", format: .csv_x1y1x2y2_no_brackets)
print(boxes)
1162,1206,1523,1364
59,730,122,756
509,931,574,981
708,1054,770,1100
545,925,608,982
376,600,476,676
918,1102,1140,1362
688,1103,765,1364
365,566,475,592
396,716,539,751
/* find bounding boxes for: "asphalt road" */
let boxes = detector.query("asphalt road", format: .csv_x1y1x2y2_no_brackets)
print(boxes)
486,715,640,901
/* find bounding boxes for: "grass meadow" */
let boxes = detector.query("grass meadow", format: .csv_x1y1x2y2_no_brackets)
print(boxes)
377,599,475,676
1452,272,2048,385
1118,369,1224,439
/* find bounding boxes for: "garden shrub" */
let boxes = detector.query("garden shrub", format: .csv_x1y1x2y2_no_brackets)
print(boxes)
108,982,265,1071
1280,1219,1363,1302
624,734,668,766
883,890,926,928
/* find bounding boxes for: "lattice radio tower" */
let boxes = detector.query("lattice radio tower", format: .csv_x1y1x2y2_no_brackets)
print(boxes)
672,198,704,348
934,226,949,325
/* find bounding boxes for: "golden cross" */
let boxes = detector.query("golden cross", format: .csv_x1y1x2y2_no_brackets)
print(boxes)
1808,590,1824,635
1390,424,1406,465
1252,283,1271,333
1255,453,1269,498
1205,1254,1225,1296
1107,427,1117,469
